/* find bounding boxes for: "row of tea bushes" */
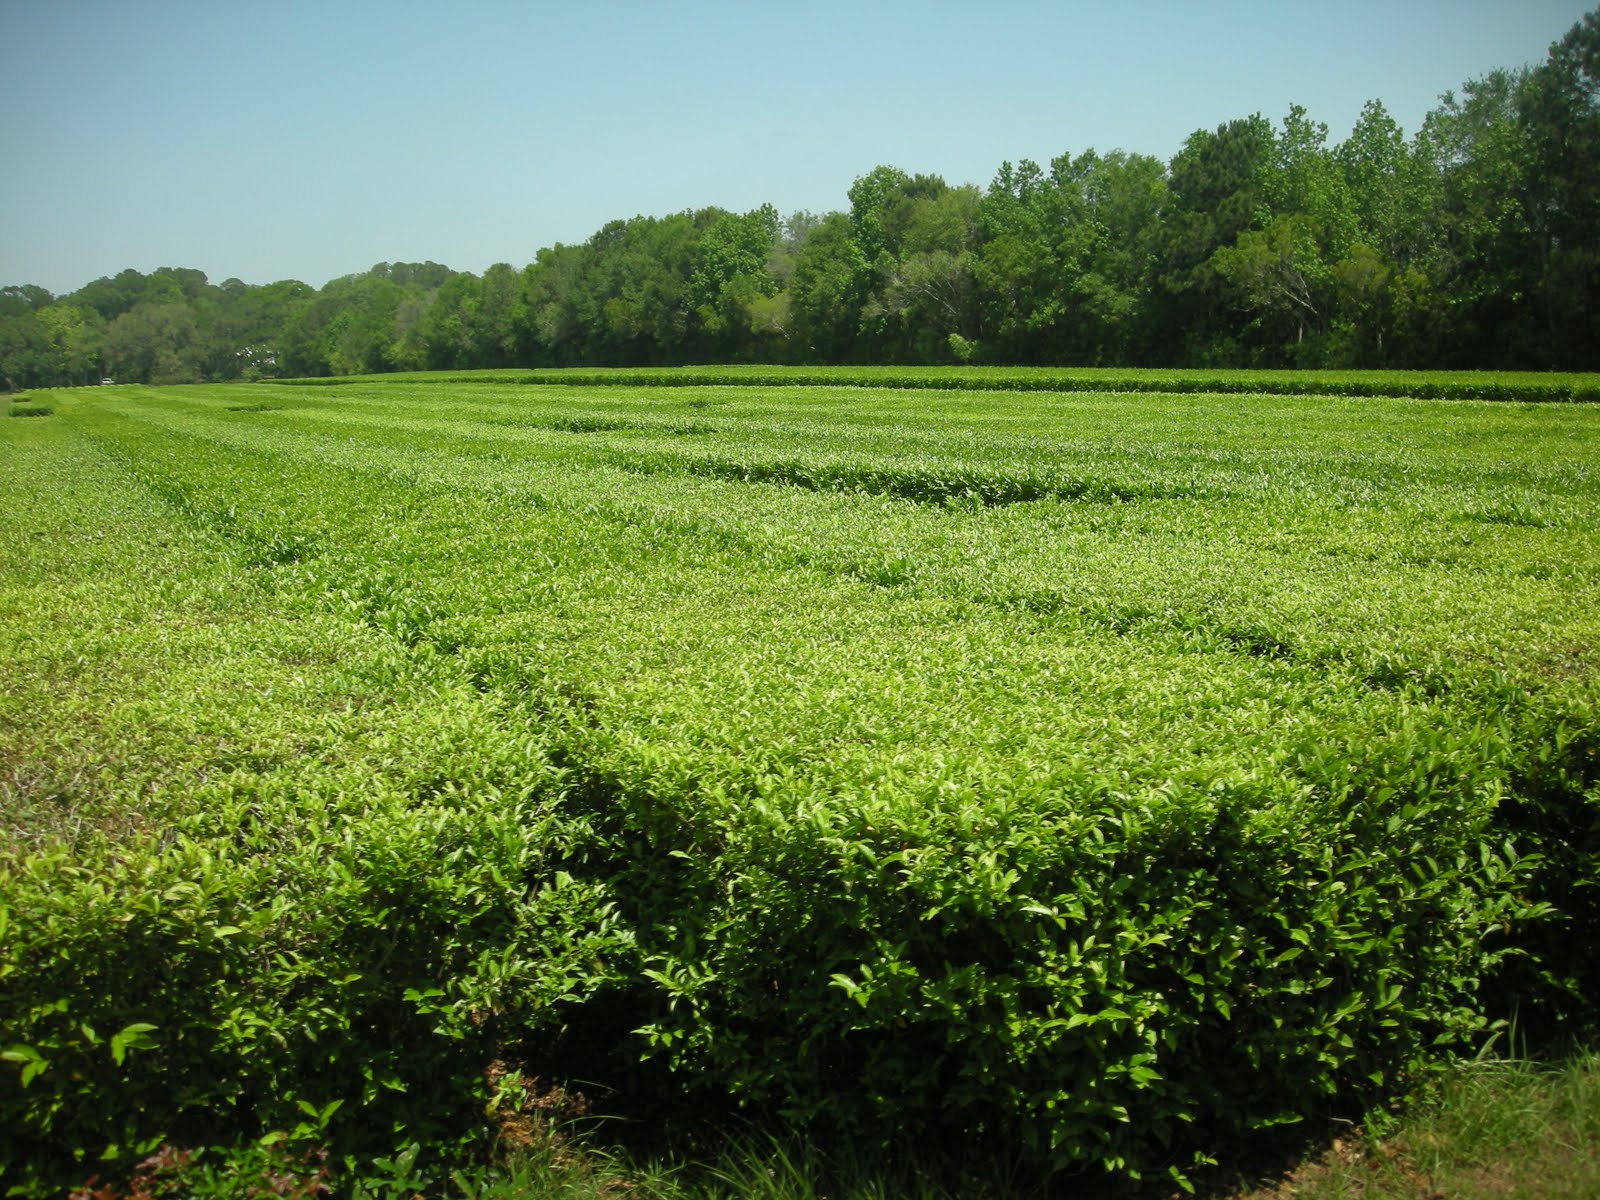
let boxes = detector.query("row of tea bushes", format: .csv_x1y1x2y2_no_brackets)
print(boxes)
2,382,1596,1193
282,365,1600,403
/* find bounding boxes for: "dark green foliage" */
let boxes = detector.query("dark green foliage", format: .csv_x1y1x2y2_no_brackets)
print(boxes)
542,414,715,436
5,11,1600,391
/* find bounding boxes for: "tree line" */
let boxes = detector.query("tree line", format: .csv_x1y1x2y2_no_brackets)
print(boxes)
4,11,1596,389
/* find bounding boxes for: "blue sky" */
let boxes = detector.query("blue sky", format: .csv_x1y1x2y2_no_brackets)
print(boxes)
2,0,1592,295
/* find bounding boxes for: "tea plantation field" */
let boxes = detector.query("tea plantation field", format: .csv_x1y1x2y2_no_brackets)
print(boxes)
3,376,1598,1194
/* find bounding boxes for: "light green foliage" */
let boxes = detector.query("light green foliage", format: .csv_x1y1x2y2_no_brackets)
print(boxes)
2,376,1597,1194
692,207,781,315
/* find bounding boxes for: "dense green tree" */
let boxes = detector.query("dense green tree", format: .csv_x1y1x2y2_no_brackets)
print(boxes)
1158,115,1276,361
576,212,708,364
34,305,104,385
690,205,781,356
0,305,100,387
154,267,214,303
9,10,1596,379
865,182,981,360
1520,9,1600,365
1337,100,1435,263
1211,214,1331,355
847,165,912,272
102,302,203,384
206,279,312,380
787,212,870,362
420,273,479,369
388,292,431,373
974,159,1066,363
1416,69,1542,365
1267,107,1356,251
1057,150,1168,363
1313,100,1445,365
974,151,1166,364
67,270,144,322
0,285,54,318
0,312,55,389
472,263,530,367
520,243,590,366
369,261,455,290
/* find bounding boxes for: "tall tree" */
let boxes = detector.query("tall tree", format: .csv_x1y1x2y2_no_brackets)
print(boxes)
787,212,870,362
421,273,480,369
1159,115,1276,361
520,243,590,367
690,205,781,356
35,305,104,385
0,285,54,318
472,263,530,367
0,312,54,389
1415,64,1569,366
1520,9,1600,365
868,182,981,360
102,302,203,384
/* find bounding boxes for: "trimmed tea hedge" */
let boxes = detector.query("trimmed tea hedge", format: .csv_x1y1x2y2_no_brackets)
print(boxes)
275,364,1600,403
2,381,1596,1194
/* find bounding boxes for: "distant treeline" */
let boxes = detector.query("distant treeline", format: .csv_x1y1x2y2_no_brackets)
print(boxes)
4,12,1596,388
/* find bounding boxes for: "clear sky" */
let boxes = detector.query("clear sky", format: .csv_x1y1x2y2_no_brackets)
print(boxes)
2,0,1592,295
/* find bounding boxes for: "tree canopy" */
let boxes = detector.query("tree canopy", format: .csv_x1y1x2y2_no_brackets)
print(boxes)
6,12,1596,389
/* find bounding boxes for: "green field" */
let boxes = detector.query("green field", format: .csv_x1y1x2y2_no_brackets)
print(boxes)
3,376,1598,1195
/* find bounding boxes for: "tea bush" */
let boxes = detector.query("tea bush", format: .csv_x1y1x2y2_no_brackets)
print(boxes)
3,377,1597,1193
284,365,1600,403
